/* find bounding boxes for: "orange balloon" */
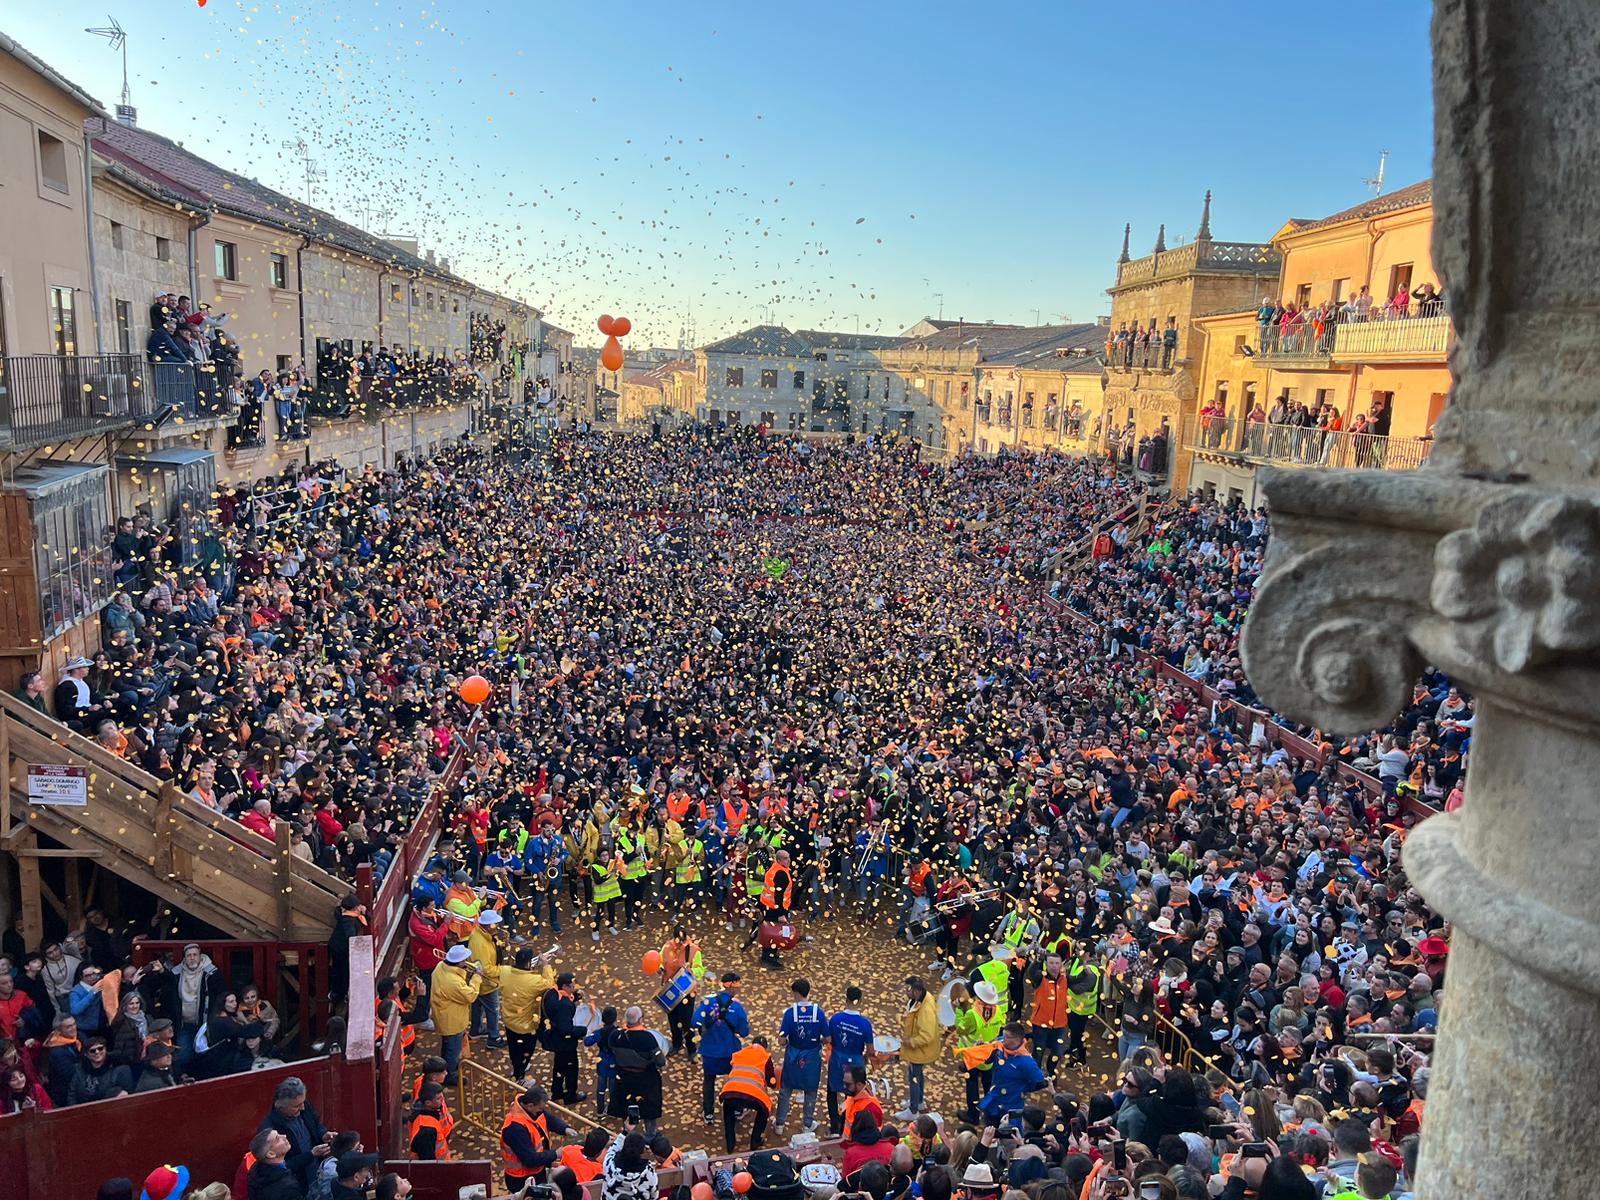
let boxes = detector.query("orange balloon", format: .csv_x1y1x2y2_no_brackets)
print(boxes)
459,674,492,706
597,314,615,335
692,1185,714,1200
611,316,632,337
642,949,662,975
601,339,624,372
732,1174,754,1195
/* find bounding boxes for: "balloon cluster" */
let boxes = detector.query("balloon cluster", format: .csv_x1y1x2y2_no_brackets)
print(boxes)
598,313,632,372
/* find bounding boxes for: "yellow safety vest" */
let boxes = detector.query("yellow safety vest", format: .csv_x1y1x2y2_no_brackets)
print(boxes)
592,860,622,903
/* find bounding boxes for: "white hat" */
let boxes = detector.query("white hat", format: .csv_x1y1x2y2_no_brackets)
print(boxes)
445,945,472,964
478,910,503,926
65,656,93,671
973,981,1001,1006
1148,916,1176,935
961,1163,996,1186
989,945,1015,963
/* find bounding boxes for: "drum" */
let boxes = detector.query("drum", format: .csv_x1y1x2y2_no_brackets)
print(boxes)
758,922,801,950
936,979,965,1027
653,968,696,1013
872,1035,902,1060
574,1002,601,1032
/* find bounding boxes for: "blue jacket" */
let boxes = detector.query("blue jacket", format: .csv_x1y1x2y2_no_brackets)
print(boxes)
522,834,567,875
69,981,106,1032
826,1009,874,1091
692,991,749,1069
979,1048,1048,1119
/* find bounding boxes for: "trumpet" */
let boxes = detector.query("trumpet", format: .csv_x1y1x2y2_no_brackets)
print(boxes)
935,886,999,913
854,826,887,877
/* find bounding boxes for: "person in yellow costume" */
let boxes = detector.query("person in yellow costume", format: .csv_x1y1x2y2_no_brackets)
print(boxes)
501,945,558,1085
467,910,507,1049
430,944,484,1087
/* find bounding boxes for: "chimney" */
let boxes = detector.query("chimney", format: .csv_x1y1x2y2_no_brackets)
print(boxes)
425,249,436,265
115,103,137,127
1097,315,1112,327
440,257,450,273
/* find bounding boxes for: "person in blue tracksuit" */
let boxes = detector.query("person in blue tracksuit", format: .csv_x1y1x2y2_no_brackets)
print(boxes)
978,1023,1048,1122
693,972,750,1124
776,977,827,1134
825,985,874,1135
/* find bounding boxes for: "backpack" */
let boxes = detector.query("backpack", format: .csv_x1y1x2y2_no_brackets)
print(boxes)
747,1150,804,1200
537,988,557,1050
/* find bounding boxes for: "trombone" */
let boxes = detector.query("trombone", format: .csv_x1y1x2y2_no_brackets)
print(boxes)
934,885,1000,913
854,826,887,877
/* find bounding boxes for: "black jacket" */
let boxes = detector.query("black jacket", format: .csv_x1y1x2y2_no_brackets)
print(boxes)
247,1162,306,1200
258,1100,330,1185
134,1065,178,1092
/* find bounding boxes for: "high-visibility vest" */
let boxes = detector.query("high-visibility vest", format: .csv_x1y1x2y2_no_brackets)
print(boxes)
977,960,1012,1021
720,1044,773,1112
999,913,1037,950
956,1002,1005,1070
444,885,483,939
409,1110,453,1160
722,798,749,836
745,856,767,898
1066,962,1101,1016
501,1102,551,1179
909,862,933,897
558,1145,602,1184
591,859,622,903
841,1090,881,1135
375,1000,416,1050
1029,977,1070,1029
760,863,793,909
411,1076,454,1128
675,839,703,884
667,793,705,825
618,830,649,880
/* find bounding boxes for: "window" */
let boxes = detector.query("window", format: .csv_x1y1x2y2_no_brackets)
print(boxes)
862,374,873,398
759,369,777,389
426,292,435,311
1315,387,1335,408
114,299,133,354
1022,395,1035,427
1331,277,1349,303
453,298,460,314
276,354,292,372
48,287,77,356
1387,263,1414,303
725,367,744,387
270,253,288,289
1233,334,1248,354
793,370,806,391
37,130,69,193
760,411,777,426
33,472,112,639
411,285,420,304
155,236,172,262
882,376,890,399
109,220,124,251
787,411,805,431
1295,283,1312,308
391,283,403,303
213,240,238,280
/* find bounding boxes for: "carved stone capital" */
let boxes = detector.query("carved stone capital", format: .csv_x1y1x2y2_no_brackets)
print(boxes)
1240,467,1600,736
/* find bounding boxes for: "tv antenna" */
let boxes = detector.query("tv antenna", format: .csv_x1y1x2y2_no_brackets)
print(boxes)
85,16,135,124
1364,149,1389,196
281,138,327,206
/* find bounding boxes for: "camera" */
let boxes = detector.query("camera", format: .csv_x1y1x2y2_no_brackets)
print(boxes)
1101,1177,1129,1199
521,1186,557,1199
627,1104,641,1123
1239,1142,1272,1159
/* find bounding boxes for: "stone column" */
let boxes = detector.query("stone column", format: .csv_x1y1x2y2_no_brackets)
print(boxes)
1239,5,1600,1200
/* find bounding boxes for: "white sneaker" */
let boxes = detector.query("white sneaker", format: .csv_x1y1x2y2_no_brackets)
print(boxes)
895,1109,916,1120
592,930,601,942
724,921,734,931
609,926,620,937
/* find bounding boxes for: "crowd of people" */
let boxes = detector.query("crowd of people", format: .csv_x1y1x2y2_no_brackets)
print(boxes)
5,428,1455,1200
1255,284,1446,358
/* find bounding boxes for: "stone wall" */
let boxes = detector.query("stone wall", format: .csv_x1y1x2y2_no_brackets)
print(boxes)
91,176,194,355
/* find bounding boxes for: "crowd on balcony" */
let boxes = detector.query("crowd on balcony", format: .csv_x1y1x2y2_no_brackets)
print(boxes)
1196,395,1399,469
144,292,245,420
1256,285,1446,356
1106,318,1180,371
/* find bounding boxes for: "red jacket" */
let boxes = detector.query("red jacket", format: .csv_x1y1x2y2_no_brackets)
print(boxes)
239,809,276,843
0,991,36,1040
409,909,449,973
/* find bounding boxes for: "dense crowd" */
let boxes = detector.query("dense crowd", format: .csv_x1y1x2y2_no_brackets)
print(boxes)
5,430,1453,1200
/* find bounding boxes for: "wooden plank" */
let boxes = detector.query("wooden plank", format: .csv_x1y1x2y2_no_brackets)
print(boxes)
275,823,294,937
13,848,104,858
153,783,177,880
63,857,83,928
0,708,10,838
15,827,44,948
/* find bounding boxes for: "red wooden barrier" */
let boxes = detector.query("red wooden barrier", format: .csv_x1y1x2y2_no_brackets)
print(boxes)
131,939,333,1054
0,1053,376,1199
380,1159,495,1200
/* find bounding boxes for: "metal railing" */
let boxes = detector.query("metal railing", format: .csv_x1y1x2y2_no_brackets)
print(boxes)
0,353,153,447
147,361,233,420
1105,341,1178,372
456,1058,614,1143
1254,320,1336,363
1187,415,1433,471
1333,311,1451,359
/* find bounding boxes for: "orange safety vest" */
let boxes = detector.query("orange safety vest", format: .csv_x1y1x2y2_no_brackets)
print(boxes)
720,1045,773,1112
501,1102,551,1180
909,861,933,897
760,863,793,909
558,1145,603,1184
376,1000,416,1050
409,1111,453,1160
1029,977,1071,1029
841,1090,882,1135
722,797,750,835
667,792,705,824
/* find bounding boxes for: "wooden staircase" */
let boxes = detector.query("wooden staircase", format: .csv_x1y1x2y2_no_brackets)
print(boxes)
1,691,342,942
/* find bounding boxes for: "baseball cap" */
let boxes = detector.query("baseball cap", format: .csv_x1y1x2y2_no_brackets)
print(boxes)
140,1166,191,1200
335,1153,382,1180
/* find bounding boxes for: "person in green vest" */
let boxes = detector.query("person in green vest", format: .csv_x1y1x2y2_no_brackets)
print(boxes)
970,950,1013,1026
954,979,1006,1123
1064,952,1102,1067
591,850,623,942
616,823,650,930
674,832,706,907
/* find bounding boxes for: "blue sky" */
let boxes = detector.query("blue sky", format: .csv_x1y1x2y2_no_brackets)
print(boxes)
8,2,1434,346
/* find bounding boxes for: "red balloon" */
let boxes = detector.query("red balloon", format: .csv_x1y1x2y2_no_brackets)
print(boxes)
597,314,615,335
732,1175,754,1195
610,316,632,337
459,675,492,706
692,1185,714,1200
642,950,662,975
601,338,624,372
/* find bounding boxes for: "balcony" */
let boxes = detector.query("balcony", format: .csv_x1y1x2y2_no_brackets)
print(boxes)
1105,342,1177,374
1332,312,1451,362
147,361,238,429
1254,323,1337,368
0,354,155,450
1185,414,1433,472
